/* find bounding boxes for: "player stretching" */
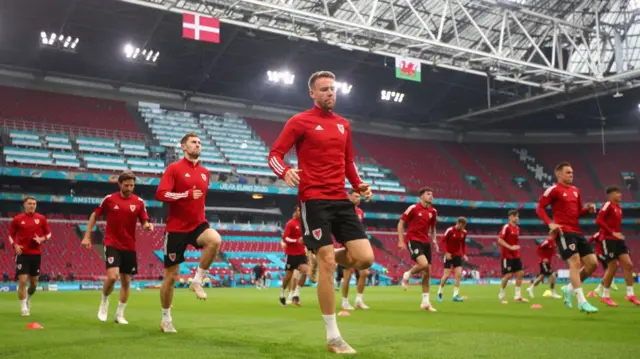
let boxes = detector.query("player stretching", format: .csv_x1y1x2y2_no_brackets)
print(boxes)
397,187,438,312
593,186,640,306
268,71,373,354
341,189,370,310
437,217,467,302
536,161,598,313
82,171,153,324
9,197,51,316
526,237,561,299
497,210,528,304
280,206,309,306
155,132,223,332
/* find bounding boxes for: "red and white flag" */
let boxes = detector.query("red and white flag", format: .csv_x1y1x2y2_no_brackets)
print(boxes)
182,13,220,43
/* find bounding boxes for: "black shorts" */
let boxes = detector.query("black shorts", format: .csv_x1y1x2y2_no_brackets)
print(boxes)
444,255,463,269
597,254,609,269
15,255,41,277
285,254,308,271
104,246,138,275
300,200,367,252
407,241,432,264
539,262,553,276
602,240,629,261
556,232,593,260
336,265,345,282
163,222,210,267
501,258,523,275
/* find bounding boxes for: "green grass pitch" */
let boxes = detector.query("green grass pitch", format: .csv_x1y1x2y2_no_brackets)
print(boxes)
1,285,639,359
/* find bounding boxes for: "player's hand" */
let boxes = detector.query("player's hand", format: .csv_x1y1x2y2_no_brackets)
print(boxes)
463,255,469,262
613,232,625,240
192,186,203,200
586,203,596,213
358,183,372,201
280,241,286,249
33,235,46,244
433,242,440,253
445,253,452,260
548,223,562,234
298,236,304,244
398,240,406,249
143,223,154,231
284,169,302,187
13,244,23,255
81,236,92,249
511,245,521,251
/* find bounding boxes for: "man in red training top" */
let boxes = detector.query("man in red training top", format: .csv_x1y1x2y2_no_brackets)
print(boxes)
592,186,640,306
155,132,223,333
536,161,598,313
280,206,309,306
497,210,528,304
341,189,370,311
9,197,51,317
437,217,468,302
526,237,562,299
81,171,154,324
268,71,373,354
397,187,438,312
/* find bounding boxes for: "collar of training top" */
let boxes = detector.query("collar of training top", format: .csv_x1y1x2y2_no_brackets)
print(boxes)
311,104,335,117
181,157,200,167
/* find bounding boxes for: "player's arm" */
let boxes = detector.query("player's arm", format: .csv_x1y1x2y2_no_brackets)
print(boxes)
344,126,367,198
268,117,304,187
536,188,561,233
282,222,298,245
497,227,515,251
40,217,52,242
578,194,595,216
595,203,614,236
397,219,406,249
8,218,22,254
155,166,193,202
431,214,439,250
138,199,153,231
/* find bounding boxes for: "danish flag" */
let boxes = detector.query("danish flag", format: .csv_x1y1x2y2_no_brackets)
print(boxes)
182,13,220,43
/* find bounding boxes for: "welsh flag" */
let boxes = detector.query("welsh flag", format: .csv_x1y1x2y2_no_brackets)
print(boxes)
395,56,421,82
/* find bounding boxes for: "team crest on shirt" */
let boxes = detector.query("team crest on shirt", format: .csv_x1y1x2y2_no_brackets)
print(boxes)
168,253,176,262
130,205,136,212
17,264,22,270
312,228,322,240
34,219,40,224
569,243,576,251
609,253,615,258
337,124,344,134
428,213,432,218
107,257,114,264
201,173,207,181
573,191,578,197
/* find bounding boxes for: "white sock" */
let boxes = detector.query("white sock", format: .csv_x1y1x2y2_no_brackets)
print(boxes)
116,302,127,316
567,283,574,291
342,297,349,305
499,288,505,297
355,293,363,302
280,288,285,298
293,286,300,297
287,291,294,300
422,292,430,304
575,288,586,305
437,286,443,295
594,283,602,292
627,286,635,297
101,293,109,304
515,287,521,298
403,271,410,280
20,299,28,311
322,314,341,341
193,267,206,283
453,286,459,297
161,308,172,322
602,288,610,298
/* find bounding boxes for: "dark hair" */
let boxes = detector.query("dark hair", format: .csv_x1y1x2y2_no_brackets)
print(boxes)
180,132,199,145
457,217,467,225
118,171,136,183
555,161,572,172
419,187,433,196
606,186,621,195
308,71,336,89
508,209,519,217
23,196,36,204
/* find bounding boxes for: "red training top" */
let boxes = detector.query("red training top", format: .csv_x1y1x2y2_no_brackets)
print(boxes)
536,183,591,234
498,223,520,259
94,192,149,251
536,238,556,264
441,226,467,256
282,218,306,256
596,201,622,240
401,203,437,244
9,212,51,255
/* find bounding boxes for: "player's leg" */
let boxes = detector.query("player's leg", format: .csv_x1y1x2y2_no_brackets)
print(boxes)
591,256,607,297
600,259,619,307
293,263,308,305
335,239,374,271
115,274,132,323
437,263,451,301
452,265,463,301
514,269,528,302
499,272,512,303
558,234,596,312
160,264,179,332
402,242,430,290
17,274,29,315
341,268,353,310
420,262,435,311
280,263,293,306
287,269,298,303
619,253,640,305
354,269,369,309
99,267,119,322
191,226,222,299
26,255,40,312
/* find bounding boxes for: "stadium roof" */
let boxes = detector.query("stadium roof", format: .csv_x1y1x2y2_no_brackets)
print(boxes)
2,0,640,132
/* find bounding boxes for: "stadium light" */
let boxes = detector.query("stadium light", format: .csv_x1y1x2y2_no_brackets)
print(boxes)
123,43,159,65
334,81,353,95
381,90,405,103
267,70,295,85
40,31,79,53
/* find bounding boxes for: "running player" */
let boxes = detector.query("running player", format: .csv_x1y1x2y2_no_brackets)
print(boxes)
9,197,51,316
497,210,528,304
587,232,608,298
280,206,309,306
593,186,640,306
155,132,223,333
437,217,467,302
536,161,598,313
268,71,373,354
526,237,562,299
341,189,370,310
81,171,153,324
397,187,438,312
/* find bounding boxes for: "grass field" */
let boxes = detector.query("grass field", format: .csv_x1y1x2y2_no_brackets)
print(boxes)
1,284,639,359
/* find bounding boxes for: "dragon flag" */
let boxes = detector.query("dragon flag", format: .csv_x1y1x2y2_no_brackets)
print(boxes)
395,56,421,82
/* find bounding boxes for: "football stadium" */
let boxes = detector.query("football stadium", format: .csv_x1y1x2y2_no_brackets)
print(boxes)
1,0,640,357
